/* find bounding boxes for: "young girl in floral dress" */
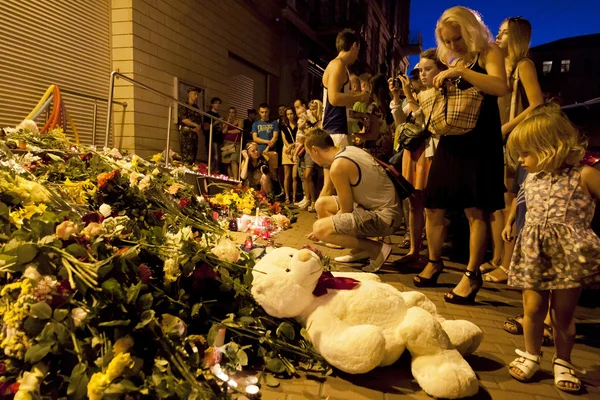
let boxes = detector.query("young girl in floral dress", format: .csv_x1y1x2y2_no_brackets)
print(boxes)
505,107,600,394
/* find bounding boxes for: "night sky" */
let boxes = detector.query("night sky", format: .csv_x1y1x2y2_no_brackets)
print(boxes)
408,0,600,68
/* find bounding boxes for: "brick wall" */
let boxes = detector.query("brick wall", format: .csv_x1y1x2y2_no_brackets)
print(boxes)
111,0,281,158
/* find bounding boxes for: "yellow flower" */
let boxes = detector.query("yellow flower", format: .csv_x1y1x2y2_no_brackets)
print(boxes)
87,372,109,400
166,183,181,195
9,204,47,227
131,154,139,167
151,153,163,163
106,352,134,381
113,335,134,354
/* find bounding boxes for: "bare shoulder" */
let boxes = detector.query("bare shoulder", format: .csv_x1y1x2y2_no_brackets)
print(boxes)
331,156,356,174
581,165,600,179
481,43,502,64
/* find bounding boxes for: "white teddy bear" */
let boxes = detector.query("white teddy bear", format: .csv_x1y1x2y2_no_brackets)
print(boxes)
251,247,484,399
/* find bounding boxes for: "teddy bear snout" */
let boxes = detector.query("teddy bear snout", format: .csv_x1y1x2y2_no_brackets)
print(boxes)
297,249,312,262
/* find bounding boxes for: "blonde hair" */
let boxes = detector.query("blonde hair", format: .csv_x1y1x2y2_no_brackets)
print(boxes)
435,6,492,66
507,103,585,172
504,17,532,77
309,99,323,123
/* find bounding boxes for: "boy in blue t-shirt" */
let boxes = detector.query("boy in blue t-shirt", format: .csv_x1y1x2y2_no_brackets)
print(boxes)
251,103,279,153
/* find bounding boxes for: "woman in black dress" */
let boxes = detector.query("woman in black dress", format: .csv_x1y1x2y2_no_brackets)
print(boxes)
415,6,509,304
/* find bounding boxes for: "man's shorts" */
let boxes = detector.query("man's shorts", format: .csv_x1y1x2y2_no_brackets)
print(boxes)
329,133,349,147
330,197,398,238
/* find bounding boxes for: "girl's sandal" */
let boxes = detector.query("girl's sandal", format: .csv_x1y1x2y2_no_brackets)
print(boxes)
509,349,541,382
553,356,586,393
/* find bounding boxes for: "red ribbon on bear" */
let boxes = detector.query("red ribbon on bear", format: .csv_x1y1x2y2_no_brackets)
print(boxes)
312,271,361,296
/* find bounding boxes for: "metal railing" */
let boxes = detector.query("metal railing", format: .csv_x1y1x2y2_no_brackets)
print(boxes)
58,88,127,146
105,71,246,176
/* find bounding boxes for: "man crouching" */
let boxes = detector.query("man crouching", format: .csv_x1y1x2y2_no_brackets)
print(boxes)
306,128,400,272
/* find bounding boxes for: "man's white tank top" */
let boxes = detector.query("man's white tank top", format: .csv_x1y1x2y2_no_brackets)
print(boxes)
333,146,401,225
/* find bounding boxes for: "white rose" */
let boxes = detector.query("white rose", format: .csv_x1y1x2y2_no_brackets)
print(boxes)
23,266,41,281
211,238,240,263
55,221,79,240
129,171,140,187
71,307,88,328
99,203,112,217
164,259,181,282
138,175,151,191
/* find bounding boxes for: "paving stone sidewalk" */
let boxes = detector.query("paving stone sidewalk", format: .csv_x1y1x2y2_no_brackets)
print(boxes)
243,210,600,399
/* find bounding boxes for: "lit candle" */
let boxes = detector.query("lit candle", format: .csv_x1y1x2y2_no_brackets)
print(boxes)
246,385,259,394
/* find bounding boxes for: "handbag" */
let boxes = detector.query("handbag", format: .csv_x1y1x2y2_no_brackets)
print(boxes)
419,78,484,136
396,97,437,152
374,157,414,200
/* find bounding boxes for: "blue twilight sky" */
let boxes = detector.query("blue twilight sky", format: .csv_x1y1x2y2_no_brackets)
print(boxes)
408,0,600,69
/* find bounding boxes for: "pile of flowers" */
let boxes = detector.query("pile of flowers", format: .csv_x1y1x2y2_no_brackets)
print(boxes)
0,125,328,399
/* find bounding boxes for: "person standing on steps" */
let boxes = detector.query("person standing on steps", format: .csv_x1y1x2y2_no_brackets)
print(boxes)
321,28,370,197
178,87,202,164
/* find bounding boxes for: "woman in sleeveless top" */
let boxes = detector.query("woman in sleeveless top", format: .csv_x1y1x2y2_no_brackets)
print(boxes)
416,6,509,305
483,17,544,284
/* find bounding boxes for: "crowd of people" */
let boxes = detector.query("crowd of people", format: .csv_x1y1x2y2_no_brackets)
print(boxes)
177,6,600,394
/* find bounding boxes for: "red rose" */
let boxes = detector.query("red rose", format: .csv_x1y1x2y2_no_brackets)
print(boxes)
179,198,192,208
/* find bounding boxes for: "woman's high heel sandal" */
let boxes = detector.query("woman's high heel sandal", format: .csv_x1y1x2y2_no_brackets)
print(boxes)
444,269,483,305
413,259,444,288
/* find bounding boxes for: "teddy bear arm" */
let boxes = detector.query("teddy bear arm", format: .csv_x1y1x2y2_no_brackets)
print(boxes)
398,306,479,399
304,306,386,374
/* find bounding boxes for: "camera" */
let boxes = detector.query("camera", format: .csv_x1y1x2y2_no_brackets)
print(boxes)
392,73,405,89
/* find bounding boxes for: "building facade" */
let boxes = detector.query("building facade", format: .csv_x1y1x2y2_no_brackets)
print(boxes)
0,0,417,158
530,34,600,106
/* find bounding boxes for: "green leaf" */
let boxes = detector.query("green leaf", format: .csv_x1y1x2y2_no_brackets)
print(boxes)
104,379,138,395
30,301,52,319
66,243,87,259
207,323,221,345
0,202,9,220
300,328,311,341
16,243,38,264
276,322,295,341
135,310,155,329
126,281,141,304
264,374,280,387
67,363,89,400
24,341,53,363
138,293,153,310
23,317,46,336
236,349,248,367
53,308,69,322
98,320,131,327
101,278,125,301
265,357,285,373
191,303,202,317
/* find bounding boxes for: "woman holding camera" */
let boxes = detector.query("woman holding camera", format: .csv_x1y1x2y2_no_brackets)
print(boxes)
394,49,447,267
415,6,508,304
240,142,273,195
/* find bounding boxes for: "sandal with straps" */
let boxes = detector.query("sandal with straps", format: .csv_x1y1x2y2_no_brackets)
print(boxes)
553,356,586,393
509,349,541,382
444,269,483,305
413,259,444,287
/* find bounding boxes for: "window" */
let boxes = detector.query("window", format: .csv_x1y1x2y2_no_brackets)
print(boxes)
542,61,553,74
561,60,571,73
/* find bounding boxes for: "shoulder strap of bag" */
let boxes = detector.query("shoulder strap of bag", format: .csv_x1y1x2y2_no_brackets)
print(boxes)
509,63,521,121
424,95,438,131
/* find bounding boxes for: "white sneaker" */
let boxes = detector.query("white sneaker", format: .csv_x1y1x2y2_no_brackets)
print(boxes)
295,197,308,206
334,251,370,263
362,243,392,272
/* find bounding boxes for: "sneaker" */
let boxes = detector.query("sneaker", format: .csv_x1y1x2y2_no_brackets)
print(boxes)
334,251,370,263
362,243,392,272
295,197,308,206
